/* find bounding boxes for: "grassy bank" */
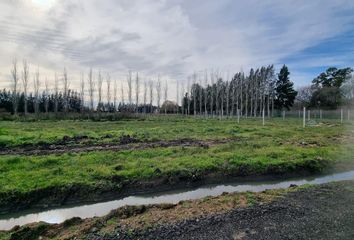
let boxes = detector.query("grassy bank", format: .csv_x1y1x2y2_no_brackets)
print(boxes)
0,117,353,211
0,186,298,240
3,180,353,240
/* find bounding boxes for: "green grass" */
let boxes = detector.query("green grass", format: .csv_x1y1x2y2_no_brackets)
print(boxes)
0,116,353,201
0,116,349,147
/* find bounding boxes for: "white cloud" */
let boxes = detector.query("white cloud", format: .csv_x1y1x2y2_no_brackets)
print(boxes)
0,0,353,95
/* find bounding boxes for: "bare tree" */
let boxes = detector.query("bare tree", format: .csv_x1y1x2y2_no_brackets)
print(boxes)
187,77,190,115
204,71,208,116
219,73,224,119
127,71,132,106
176,80,179,114
106,73,111,110
163,80,168,114
156,76,161,113
62,68,69,113
97,70,103,111
210,71,214,116
296,85,314,107
88,68,95,111
215,71,220,117
33,67,40,117
80,72,85,113
240,72,244,116
44,77,49,114
135,72,140,113
11,59,19,115
143,80,147,114
199,75,203,115
193,73,197,116
113,79,118,111
225,72,230,117
121,82,125,106
22,59,29,115
54,72,59,114
149,80,154,113
181,81,185,115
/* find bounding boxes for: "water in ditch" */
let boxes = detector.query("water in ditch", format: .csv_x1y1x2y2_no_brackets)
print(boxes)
1,170,354,230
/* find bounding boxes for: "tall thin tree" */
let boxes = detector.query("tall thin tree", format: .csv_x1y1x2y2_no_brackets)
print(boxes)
106,73,111,111
11,59,19,115
163,80,168,114
33,67,40,117
127,71,132,106
97,70,103,111
156,76,161,113
143,80,147,114
62,68,69,113
80,72,85,113
176,80,179,114
54,72,59,114
149,80,154,113
135,72,140,113
88,68,95,111
22,59,29,115
44,77,49,114
121,82,125,107
113,79,118,111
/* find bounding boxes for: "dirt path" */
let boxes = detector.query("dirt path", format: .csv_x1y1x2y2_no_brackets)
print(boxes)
0,138,230,156
89,180,354,240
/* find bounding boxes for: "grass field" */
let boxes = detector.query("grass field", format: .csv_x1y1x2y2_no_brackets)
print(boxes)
0,116,353,210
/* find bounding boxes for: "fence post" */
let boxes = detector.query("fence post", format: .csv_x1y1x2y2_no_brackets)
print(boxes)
262,108,265,126
283,110,285,120
348,109,350,121
341,108,343,124
303,107,306,128
320,109,322,120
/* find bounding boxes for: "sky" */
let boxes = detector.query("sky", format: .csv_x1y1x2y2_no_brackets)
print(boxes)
0,0,353,100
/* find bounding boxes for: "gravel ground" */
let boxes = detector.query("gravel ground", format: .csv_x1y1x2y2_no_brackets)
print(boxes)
88,181,354,240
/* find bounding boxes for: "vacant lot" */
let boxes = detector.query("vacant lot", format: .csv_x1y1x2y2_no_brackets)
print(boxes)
0,116,353,212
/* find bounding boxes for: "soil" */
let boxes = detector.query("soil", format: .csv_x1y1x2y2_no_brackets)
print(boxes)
88,180,354,240
0,137,229,156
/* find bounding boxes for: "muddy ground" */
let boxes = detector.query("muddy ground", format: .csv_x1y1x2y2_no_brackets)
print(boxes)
87,180,354,240
0,136,230,155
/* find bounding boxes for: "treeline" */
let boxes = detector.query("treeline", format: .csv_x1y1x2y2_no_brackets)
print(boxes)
0,89,160,115
0,89,82,114
4,58,352,119
181,65,297,117
296,67,353,109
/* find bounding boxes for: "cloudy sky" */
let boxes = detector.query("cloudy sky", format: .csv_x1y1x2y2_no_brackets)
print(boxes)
0,0,354,97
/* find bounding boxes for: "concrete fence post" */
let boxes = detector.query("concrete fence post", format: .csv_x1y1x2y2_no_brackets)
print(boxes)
303,107,306,128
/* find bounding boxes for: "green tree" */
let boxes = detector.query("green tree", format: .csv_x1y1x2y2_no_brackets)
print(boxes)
312,67,352,88
274,65,297,110
311,67,353,108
